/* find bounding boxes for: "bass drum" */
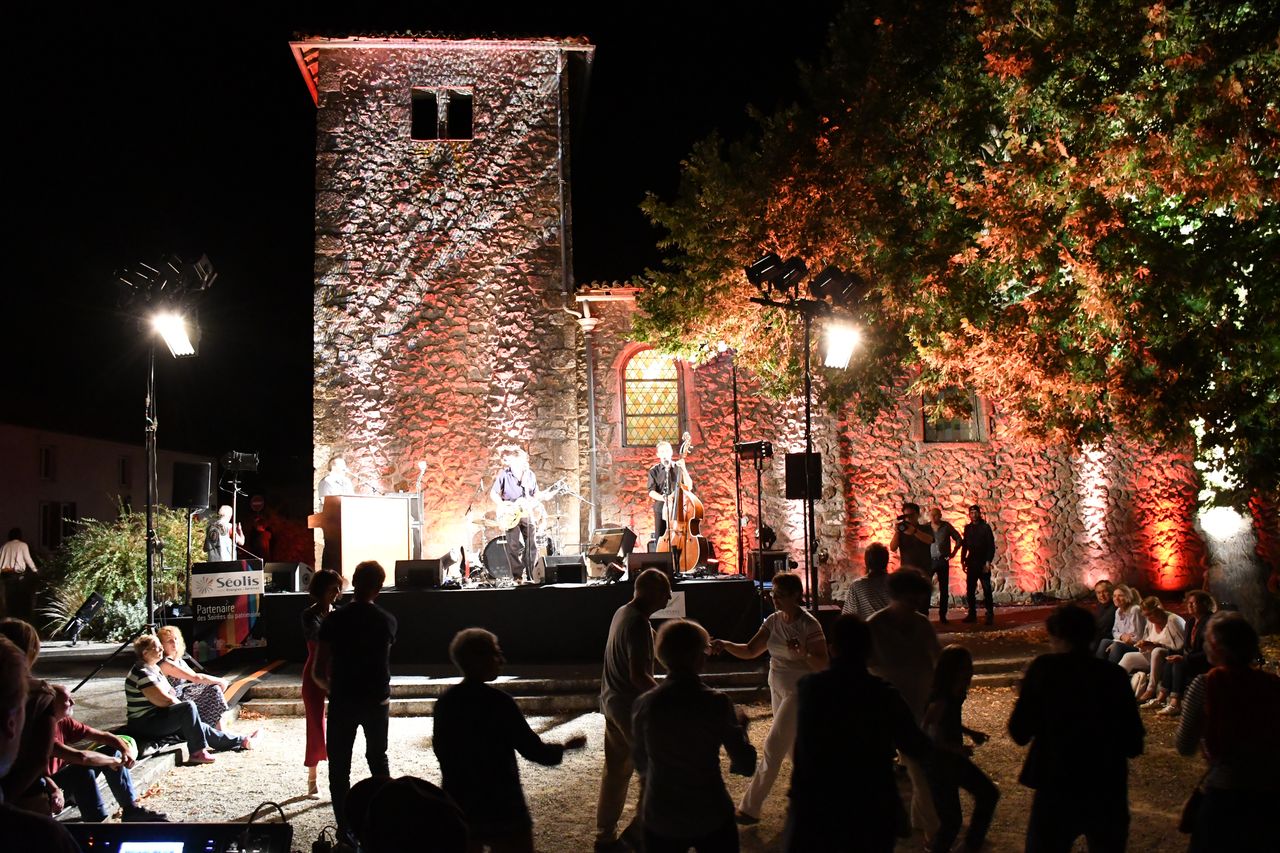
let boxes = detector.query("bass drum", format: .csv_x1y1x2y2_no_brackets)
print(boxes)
482,536,513,580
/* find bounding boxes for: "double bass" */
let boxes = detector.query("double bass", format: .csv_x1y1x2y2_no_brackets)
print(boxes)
657,432,711,572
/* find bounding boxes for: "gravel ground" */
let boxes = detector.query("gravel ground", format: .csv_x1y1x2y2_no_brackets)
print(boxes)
133,686,1199,852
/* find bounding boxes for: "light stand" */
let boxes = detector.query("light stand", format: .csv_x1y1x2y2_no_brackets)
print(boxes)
144,343,160,630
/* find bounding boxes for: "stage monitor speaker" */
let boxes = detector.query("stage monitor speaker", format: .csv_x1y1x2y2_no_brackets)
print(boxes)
264,561,313,593
784,452,822,500
586,527,638,562
544,554,587,584
172,461,212,509
627,551,675,584
749,550,791,583
395,558,443,589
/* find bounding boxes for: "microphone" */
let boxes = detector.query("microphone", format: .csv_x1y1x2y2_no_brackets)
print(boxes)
417,460,427,472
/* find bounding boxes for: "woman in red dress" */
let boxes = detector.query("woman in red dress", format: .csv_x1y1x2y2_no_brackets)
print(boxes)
301,569,343,795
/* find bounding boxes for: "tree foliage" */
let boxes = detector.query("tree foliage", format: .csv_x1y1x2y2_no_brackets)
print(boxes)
638,0,1279,504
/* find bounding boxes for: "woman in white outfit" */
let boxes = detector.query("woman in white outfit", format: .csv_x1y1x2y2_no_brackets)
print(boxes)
711,571,827,823
1118,596,1186,697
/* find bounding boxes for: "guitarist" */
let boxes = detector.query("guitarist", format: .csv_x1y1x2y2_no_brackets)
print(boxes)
489,446,541,581
647,440,693,543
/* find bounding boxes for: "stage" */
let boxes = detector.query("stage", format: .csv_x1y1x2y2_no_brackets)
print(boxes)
261,576,763,664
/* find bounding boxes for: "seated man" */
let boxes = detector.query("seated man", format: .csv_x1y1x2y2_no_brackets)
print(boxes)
46,684,166,822
433,628,586,851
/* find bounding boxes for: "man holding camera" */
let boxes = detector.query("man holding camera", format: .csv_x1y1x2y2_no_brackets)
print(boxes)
890,502,933,576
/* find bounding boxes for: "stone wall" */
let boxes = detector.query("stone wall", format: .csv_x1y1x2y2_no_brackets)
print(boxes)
308,41,590,557
582,301,1207,603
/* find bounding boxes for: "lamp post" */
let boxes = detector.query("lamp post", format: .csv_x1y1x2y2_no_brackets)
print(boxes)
118,256,215,631
746,255,863,614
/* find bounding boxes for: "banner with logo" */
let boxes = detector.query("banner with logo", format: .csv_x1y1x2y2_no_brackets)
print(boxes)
190,559,266,662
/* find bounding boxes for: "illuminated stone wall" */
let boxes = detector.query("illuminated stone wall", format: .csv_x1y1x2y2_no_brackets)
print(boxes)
306,40,591,557
583,302,1206,603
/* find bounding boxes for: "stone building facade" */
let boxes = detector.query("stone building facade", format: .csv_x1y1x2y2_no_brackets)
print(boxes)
295,37,1209,602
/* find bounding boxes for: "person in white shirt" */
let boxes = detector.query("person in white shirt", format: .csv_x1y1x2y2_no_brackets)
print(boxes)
1117,597,1186,697
0,530,38,622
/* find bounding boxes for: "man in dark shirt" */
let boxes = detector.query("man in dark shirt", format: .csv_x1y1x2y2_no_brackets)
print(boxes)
786,614,932,853
1008,605,1144,853
434,629,585,851
646,441,692,544
890,501,932,573
1091,579,1117,646
632,619,755,852
960,504,998,625
928,508,963,624
314,560,398,844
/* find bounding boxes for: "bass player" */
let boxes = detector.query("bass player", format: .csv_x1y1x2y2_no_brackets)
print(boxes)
647,440,693,543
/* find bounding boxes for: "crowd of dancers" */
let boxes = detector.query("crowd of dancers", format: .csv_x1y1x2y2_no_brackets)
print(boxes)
1,551,1278,852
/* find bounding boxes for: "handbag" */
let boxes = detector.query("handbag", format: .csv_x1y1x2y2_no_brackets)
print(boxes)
1178,772,1209,834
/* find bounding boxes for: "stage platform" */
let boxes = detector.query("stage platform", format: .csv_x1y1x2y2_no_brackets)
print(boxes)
262,576,763,664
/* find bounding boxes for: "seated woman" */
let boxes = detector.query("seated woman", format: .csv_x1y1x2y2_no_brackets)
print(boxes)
1142,590,1215,715
1117,597,1186,696
155,626,230,730
1095,585,1146,662
124,634,256,765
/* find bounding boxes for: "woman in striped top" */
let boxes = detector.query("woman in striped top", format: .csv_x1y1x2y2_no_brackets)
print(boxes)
124,635,254,765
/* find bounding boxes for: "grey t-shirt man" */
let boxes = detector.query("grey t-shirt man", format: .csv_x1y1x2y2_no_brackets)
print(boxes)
600,601,655,721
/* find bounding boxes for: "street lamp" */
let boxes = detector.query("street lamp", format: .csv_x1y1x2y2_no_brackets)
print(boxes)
118,255,216,631
745,252,864,612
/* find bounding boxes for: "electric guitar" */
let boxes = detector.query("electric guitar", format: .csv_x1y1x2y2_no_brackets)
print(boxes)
495,479,568,531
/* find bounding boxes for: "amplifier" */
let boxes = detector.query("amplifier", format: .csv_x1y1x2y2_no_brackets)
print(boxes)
543,554,587,584
627,551,675,584
67,821,292,852
748,550,791,583
395,558,444,589
264,561,312,593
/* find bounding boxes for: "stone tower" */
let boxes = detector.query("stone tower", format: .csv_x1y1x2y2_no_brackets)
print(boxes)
291,37,595,557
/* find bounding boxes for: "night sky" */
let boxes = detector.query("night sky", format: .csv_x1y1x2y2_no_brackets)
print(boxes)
8,3,840,512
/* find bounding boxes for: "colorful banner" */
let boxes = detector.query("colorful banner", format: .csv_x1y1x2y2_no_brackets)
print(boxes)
190,559,266,662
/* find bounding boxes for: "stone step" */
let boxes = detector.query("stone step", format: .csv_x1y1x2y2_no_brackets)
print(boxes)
241,683,773,719
972,656,1030,675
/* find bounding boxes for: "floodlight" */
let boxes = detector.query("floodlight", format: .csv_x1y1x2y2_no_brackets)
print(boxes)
152,312,199,358
809,265,847,301
745,252,784,288
774,258,808,294
824,320,861,369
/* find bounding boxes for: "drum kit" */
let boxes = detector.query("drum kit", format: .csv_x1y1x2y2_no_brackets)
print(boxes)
466,505,570,585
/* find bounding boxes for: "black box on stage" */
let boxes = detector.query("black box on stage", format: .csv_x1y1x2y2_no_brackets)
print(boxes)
395,559,443,589
265,562,313,593
544,554,587,584
784,452,822,499
749,550,790,583
627,551,675,583
172,461,212,509
586,527,638,561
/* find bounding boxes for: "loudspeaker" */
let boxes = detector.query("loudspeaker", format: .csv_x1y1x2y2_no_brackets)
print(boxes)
59,592,105,644
544,555,587,584
784,452,822,499
748,550,790,583
264,562,313,593
395,559,443,589
172,461,212,509
627,551,675,584
586,527,638,561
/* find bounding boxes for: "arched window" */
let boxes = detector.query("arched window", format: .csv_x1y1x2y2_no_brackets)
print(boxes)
622,348,683,447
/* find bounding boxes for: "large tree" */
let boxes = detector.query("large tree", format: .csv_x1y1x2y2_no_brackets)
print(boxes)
637,0,1278,504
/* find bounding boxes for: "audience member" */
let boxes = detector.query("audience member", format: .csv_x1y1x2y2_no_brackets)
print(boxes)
1009,605,1144,852
124,634,252,764
867,569,941,839
156,625,230,729
45,684,167,822
594,568,671,852
1095,584,1146,661
344,775,393,847
302,568,342,795
434,628,586,852
927,508,962,624
1118,596,1186,698
1146,590,1215,716
712,571,827,825
0,618,57,808
785,614,931,853
633,619,756,853
923,645,998,853
842,543,892,619
960,504,997,625
362,775,469,853
0,635,79,852
1175,613,1280,852
0,529,38,622
313,559,397,845
1090,580,1117,646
